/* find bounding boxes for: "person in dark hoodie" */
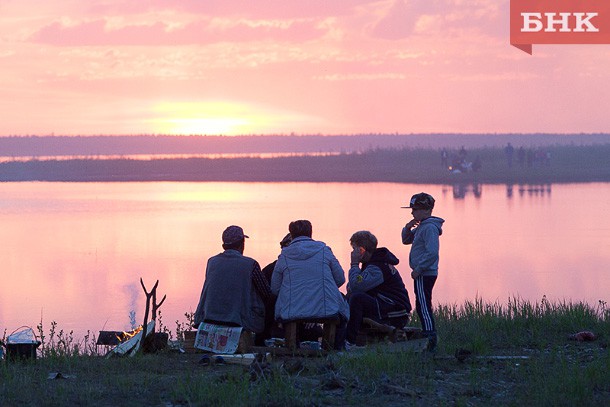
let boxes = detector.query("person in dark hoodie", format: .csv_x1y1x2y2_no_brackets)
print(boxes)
401,192,445,351
346,230,411,346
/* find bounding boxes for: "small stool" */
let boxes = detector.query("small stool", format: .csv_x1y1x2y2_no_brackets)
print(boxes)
284,318,339,351
236,330,254,353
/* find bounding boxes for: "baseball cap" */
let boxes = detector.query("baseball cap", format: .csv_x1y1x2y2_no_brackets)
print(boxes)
222,225,249,245
401,192,435,209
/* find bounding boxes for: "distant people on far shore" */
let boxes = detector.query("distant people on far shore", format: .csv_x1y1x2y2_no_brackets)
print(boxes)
440,148,448,168
472,155,482,172
504,143,514,168
518,147,526,167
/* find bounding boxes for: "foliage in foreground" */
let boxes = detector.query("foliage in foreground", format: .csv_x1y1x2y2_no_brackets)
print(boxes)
1,297,608,406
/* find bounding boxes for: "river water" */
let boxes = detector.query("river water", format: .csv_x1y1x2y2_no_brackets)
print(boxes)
0,181,608,340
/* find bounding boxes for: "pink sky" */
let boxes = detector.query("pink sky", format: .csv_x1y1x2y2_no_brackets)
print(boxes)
1,0,609,136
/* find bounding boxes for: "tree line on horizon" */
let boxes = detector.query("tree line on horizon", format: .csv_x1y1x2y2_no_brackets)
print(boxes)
1,143,609,184
0,133,609,158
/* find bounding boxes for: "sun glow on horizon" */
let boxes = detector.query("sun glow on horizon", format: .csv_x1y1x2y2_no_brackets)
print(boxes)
149,100,329,136
151,101,262,135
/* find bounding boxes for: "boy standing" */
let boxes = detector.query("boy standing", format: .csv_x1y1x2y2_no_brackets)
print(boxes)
401,192,444,351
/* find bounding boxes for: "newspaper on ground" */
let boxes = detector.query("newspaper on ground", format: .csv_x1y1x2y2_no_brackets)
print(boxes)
194,322,242,354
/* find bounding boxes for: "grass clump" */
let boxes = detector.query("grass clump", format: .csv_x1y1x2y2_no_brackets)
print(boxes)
1,297,608,406
435,296,608,352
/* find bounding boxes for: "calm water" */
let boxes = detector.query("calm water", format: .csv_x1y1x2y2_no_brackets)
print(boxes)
1,182,608,340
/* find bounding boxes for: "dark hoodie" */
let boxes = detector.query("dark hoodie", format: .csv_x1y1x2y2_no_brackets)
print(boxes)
360,247,412,313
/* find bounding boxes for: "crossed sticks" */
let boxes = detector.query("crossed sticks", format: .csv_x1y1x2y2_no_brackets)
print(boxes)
140,278,166,340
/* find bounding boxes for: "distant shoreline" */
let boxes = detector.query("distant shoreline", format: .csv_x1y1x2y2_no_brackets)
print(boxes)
1,144,609,184
2,133,610,158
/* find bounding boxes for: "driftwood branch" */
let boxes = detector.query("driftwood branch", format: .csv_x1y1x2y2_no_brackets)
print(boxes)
152,287,167,321
140,278,156,335
138,278,168,354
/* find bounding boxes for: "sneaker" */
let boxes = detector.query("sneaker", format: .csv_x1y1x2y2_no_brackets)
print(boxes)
426,334,438,352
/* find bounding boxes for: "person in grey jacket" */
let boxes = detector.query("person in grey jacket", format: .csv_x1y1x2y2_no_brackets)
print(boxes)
401,193,445,351
271,220,349,348
193,225,271,334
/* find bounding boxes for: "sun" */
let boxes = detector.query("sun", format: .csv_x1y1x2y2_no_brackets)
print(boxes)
150,101,262,135
148,100,328,136
167,117,248,135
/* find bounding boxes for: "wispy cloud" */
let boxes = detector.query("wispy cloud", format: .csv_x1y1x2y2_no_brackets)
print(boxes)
0,0,608,135
314,72,406,81
29,17,325,46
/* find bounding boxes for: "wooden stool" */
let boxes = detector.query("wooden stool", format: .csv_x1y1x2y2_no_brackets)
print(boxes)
236,330,254,353
284,318,339,351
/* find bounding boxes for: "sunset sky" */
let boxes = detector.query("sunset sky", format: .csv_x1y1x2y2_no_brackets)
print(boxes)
1,0,609,136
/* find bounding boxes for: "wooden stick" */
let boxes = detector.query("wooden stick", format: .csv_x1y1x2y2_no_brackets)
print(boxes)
139,278,167,353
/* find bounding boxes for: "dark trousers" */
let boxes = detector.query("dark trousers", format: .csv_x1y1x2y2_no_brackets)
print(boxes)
333,317,348,350
346,292,395,343
413,275,437,335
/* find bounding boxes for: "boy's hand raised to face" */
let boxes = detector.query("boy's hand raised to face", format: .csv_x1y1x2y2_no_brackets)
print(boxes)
405,219,420,230
351,246,363,265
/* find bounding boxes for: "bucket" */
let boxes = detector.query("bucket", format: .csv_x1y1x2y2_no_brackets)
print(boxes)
5,326,41,362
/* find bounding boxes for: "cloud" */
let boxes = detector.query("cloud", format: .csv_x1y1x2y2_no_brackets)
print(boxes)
86,0,372,19
371,0,420,40
29,17,325,46
368,0,507,40
314,72,406,81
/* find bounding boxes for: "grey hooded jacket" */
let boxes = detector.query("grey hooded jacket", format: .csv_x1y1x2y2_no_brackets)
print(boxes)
402,216,445,277
271,236,349,322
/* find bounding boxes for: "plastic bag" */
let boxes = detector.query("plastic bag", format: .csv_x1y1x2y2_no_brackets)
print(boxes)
7,326,38,344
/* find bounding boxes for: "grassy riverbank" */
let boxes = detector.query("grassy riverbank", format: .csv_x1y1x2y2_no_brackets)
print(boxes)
2,298,608,406
1,144,610,183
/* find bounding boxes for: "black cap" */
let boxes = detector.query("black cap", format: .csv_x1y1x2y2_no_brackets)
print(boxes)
222,225,249,245
401,192,435,209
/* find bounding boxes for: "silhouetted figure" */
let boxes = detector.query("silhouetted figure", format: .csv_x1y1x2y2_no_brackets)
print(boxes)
440,148,448,168
401,193,444,352
346,231,411,346
193,226,270,335
472,155,482,172
257,233,291,345
504,143,514,168
272,220,349,350
459,146,467,160
526,149,534,168
517,147,525,167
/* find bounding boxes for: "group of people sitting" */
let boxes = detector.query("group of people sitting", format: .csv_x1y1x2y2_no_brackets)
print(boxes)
193,219,412,350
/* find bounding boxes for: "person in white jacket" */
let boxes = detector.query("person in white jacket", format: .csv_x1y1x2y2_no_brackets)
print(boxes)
271,219,349,349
